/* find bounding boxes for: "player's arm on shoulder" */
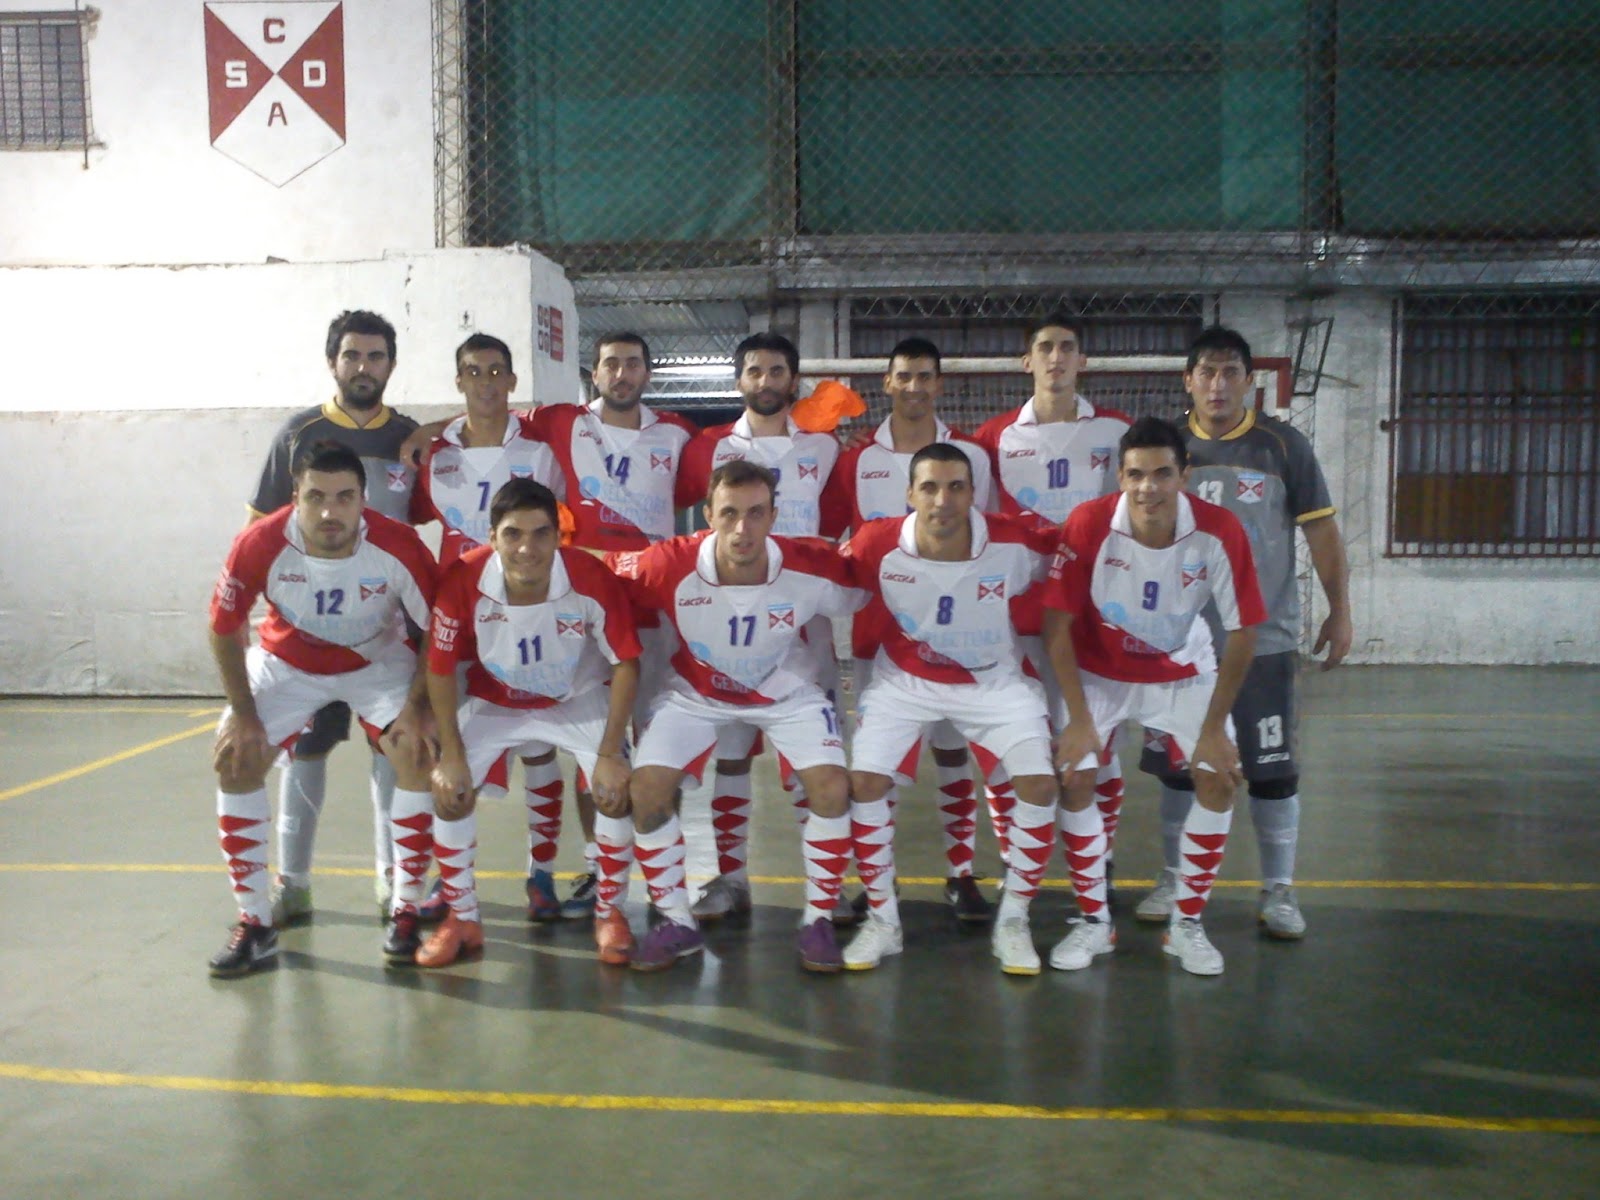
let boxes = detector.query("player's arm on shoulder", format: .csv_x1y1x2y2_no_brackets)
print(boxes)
399,418,455,469
1301,513,1351,669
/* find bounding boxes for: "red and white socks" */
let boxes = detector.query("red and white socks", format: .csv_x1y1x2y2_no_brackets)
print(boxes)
985,772,1018,869
634,817,693,926
801,811,851,925
997,799,1056,921
1175,804,1233,920
709,770,753,883
388,787,435,915
522,755,564,876
1058,805,1109,921
432,813,480,924
934,763,978,878
850,797,899,925
592,813,634,920
1093,756,1124,863
217,788,271,925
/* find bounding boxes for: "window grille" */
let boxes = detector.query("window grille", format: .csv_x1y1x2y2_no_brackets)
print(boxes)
0,9,96,151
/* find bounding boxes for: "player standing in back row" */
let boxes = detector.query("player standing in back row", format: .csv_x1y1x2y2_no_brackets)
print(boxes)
971,314,1131,898
1135,326,1351,939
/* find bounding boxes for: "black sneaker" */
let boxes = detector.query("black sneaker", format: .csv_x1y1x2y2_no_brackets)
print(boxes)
832,887,870,928
383,910,421,965
944,875,995,925
1105,860,1120,913
208,920,278,978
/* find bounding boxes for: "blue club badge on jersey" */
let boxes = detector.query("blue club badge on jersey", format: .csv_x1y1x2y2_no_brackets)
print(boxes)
1090,447,1112,471
510,465,535,480
796,457,819,481
385,464,409,492
768,603,796,629
359,577,388,600
649,449,673,473
1181,562,1208,589
977,575,1006,603
1237,471,1266,503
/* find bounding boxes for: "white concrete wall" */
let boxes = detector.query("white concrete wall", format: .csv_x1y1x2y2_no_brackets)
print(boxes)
1219,292,1600,665
0,0,435,265
0,248,581,694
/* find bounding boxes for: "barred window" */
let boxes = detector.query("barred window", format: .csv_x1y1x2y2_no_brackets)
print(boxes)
1388,295,1600,558
1,9,96,150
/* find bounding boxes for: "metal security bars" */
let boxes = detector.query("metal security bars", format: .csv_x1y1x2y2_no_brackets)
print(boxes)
1388,294,1600,558
0,9,95,151
435,1,1600,301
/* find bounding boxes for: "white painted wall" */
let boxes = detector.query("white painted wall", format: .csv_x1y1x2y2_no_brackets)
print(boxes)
0,248,581,694
0,0,435,264
1218,292,1600,665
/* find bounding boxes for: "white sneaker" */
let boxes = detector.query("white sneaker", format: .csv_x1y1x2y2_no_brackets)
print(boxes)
690,874,752,920
1049,918,1116,971
991,916,1040,976
1135,868,1179,923
843,911,904,971
1164,917,1225,975
1258,884,1307,940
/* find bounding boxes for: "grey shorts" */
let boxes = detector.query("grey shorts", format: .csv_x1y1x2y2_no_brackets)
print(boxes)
1138,650,1298,783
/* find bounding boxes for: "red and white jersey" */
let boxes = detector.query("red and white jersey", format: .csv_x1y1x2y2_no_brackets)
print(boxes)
427,545,640,710
971,396,1132,525
844,510,1056,684
210,507,436,675
613,531,866,706
677,414,844,537
527,400,698,551
828,417,996,532
1042,492,1266,683
410,413,567,565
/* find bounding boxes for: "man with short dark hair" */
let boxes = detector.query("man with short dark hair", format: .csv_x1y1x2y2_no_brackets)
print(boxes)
420,479,641,967
247,310,423,929
1134,326,1351,940
612,461,867,973
208,441,439,976
1043,417,1265,976
842,443,1061,973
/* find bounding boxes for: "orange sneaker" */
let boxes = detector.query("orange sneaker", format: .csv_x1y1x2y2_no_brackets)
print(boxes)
415,913,485,968
595,909,635,966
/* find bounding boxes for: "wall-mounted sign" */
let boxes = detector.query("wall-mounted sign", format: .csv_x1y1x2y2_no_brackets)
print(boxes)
204,2,345,186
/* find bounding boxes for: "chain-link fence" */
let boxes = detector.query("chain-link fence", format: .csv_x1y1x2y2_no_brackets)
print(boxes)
436,1,1600,299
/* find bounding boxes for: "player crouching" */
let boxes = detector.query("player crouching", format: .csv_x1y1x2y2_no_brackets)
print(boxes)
613,461,868,973
422,480,641,967
206,442,439,977
1043,418,1265,976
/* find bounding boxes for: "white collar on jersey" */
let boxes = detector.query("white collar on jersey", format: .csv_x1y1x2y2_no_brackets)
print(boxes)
895,506,990,558
695,528,784,585
478,545,573,604
1110,490,1197,542
282,509,369,555
732,411,800,441
872,414,953,451
1016,394,1093,426
586,397,661,430
442,413,519,449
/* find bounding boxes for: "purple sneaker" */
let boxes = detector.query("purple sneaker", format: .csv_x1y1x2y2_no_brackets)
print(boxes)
798,917,844,974
628,919,704,972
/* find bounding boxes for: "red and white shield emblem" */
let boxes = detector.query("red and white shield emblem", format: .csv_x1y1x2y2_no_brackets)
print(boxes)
557,617,586,637
204,3,346,186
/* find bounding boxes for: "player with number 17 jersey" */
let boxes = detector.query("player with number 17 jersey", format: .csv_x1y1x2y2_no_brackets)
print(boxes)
528,399,698,551
614,531,865,709
409,413,566,565
971,397,1131,526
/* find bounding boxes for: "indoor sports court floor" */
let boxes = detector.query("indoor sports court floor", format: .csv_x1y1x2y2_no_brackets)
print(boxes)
1,665,1597,1198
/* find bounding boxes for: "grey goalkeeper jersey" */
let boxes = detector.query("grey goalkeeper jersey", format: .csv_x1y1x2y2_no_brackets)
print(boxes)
1182,409,1335,656
251,399,420,522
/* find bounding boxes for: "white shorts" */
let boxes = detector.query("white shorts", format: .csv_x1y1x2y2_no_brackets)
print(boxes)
852,670,1053,783
1067,669,1236,773
632,622,676,732
234,644,415,750
712,615,840,760
457,685,617,797
852,656,966,754
635,685,846,785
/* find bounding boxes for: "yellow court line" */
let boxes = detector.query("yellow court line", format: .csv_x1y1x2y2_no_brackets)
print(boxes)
0,1063,1592,1134
0,862,1595,893
0,721,217,804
